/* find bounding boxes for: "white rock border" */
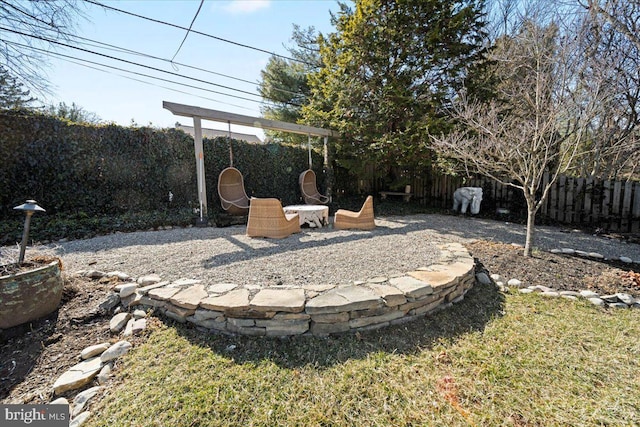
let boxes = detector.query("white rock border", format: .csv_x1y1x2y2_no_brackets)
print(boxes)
481,245,640,309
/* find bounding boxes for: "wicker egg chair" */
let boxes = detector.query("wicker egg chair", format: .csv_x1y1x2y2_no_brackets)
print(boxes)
299,169,329,205
218,167,250,215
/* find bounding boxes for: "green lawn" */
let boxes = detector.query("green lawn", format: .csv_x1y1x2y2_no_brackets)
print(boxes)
87,285,640,426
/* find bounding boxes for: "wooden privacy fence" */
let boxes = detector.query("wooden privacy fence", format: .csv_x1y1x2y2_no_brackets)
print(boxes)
359,167,640,233
538,174,640,232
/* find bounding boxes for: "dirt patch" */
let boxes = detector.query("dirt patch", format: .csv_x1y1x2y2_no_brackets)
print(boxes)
1,239,639,404
0,257,62,276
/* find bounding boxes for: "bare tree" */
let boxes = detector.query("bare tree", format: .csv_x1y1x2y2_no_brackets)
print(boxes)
45,101,101,124
0,0,83,96
585,0,640,51
431,18,598,256
572,0,640,179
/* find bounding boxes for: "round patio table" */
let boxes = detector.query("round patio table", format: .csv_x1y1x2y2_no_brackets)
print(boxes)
283,205,329,228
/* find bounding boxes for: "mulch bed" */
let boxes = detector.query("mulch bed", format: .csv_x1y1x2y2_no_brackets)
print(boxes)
468,240,640,296
0,275,114,404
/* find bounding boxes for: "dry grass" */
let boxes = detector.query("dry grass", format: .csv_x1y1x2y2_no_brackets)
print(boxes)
83,284,640,427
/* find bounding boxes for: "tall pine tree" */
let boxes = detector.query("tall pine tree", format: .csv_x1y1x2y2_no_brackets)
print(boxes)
0,66,35,109
258,25,322,146
303,0,487,176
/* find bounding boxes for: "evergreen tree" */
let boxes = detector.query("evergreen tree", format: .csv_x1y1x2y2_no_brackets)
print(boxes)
259,56,310,145
0,66,36,109
258,26,322,146
303,0,487,175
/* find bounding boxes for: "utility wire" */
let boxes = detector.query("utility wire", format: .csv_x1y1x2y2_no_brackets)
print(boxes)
2,0,308,105
83,0,315,67
0,26,304,104
1,38,286,107
51,55,256,112
3,15,257,87
0,0,54,28
2,2,309,100
3,15,307,99
170,0,204,62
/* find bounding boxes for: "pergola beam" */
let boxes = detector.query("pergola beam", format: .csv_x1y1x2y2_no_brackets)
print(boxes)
163,101,334,137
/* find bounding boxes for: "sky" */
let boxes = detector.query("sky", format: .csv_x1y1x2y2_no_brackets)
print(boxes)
40,0,341,139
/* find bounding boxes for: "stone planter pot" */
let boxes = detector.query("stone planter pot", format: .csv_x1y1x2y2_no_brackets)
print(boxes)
0,259,64,329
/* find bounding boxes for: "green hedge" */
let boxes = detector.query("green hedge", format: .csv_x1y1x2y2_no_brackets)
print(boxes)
204,138,322,209
0,109,324,223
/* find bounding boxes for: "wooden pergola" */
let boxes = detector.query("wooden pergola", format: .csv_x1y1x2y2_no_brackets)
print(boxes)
163,101,335,222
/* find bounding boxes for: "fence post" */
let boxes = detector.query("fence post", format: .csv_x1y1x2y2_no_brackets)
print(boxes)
602,180,611,229
632,182,640,233
611,180,622,231
621,181,632,232
565,176,574,223
541,172,549,216
585,178,593,225
575,177,584,224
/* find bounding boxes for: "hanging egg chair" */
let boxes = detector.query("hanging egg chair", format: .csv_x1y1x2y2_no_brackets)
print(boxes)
299,134,329,205
217,122,250,215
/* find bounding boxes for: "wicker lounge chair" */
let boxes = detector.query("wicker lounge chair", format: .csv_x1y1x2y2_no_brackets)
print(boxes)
246,197,301,238
299,169,329,205
334,195,375,230
218,167,250,215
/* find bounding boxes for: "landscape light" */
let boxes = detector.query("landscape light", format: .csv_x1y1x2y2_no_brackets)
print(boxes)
13,199,45,264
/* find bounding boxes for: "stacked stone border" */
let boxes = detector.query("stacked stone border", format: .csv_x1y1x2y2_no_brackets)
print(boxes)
125,242,476,337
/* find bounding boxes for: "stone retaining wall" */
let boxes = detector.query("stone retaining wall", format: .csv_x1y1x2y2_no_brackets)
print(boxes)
132,243,476,337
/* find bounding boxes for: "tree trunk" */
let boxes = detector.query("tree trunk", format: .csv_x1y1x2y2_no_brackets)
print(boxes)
524,194,538,257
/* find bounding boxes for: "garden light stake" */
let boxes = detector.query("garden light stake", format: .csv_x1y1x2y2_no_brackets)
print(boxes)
13,199,45,264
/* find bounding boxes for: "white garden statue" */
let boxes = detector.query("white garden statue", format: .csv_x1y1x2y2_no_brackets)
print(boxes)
452,187,483,215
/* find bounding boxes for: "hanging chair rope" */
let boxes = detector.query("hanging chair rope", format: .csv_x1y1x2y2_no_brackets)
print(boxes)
308,134,312,169
228,120,233,167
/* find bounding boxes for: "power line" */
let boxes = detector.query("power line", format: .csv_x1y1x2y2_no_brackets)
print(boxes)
78,36,306,100
1,25,306,106
170,0,204,62
2,4,310,101
0,0,53,28
50,55,257,112
1,0,309,109
1,38,285,107
83,0,315,67
4,15,307,100
0,26,283,101
3,15,259,88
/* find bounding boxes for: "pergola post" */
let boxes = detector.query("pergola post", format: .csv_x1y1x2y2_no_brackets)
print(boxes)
323,136,333,201
193,117,208,225
323,136,328,168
